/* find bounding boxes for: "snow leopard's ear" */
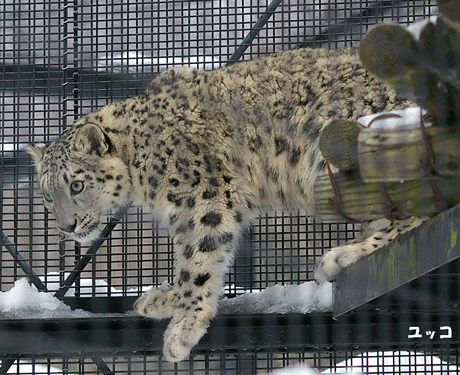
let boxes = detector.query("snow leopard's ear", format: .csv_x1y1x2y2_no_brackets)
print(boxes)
27,143,48,174
73,123,111,157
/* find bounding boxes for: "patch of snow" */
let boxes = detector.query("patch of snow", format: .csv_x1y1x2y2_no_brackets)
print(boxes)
0,278,92,319
97,51,221,73
42,272,141,297
322,351,460,374
262,351,459,375
2,361,73,374
259,364,320,375
259,363,363,375
0,277,332,319
358,107,428,131
218,281,332,315
407,15,438,39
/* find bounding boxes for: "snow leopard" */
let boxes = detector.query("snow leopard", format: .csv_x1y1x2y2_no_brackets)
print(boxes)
28,47,427,362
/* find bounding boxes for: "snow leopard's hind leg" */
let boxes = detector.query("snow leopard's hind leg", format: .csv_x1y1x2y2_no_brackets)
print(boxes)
134,196,248,362
314,216,428,283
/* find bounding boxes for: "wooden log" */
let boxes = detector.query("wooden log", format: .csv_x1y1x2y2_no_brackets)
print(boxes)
358,122,460,182
314,170,460,223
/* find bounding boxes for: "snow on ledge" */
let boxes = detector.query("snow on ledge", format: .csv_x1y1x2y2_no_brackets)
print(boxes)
0,278,332,319
218,282,332,315
0,278,93,319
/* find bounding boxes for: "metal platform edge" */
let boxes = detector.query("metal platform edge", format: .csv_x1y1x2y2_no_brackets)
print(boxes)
1,312,459,355
333,203,460,317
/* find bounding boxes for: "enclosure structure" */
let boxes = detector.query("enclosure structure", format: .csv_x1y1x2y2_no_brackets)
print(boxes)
2,0,458,374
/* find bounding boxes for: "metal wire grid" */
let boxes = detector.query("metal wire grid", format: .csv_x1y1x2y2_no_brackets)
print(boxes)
0,2,445,374
1,347,459,374
1,0,439,299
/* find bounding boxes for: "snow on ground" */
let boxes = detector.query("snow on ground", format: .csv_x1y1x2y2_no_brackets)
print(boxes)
254,350,460,375
259,364,324,375
322,351,460,374
2,361,73,375
257,363,362,375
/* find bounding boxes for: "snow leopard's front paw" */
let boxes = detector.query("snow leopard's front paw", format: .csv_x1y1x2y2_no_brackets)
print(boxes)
314,244,367,284
163,306,214,362
134,284,178,319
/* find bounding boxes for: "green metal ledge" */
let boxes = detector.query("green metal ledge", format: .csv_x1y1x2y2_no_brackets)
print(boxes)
333,203,460,317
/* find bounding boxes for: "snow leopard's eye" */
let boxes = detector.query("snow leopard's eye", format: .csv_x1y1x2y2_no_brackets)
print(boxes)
70,181,85,194
43,192,53,203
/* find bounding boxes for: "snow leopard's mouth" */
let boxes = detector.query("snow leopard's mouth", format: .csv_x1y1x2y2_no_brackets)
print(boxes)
59,221,101,245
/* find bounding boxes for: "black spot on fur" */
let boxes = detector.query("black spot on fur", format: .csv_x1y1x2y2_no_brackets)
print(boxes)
203,190,218,199
176,158,190,173
148,176,158,189
176,220,195,233
191,173,201,188
194,273,211,286
199,235,218,252
180,269,191,282
235,211,243,223
169,178,180,187
188,142,200,155
184,290,193,298
184,245,194,259
201,211,222,227
219,232,233,244
249,135,263,152
333,252,344,266
186,196,196,208
307,125,321,142
169,215,178,226
275,136,289,155
167,192,182,206
209,178,219,187
245,199,254,210
223,176,232,183
290,148,301,165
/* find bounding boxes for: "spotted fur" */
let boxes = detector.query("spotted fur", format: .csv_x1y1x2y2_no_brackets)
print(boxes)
28,48,426,362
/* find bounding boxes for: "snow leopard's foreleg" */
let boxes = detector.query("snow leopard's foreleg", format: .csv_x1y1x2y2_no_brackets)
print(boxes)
134,192,248,362
314,216,428,283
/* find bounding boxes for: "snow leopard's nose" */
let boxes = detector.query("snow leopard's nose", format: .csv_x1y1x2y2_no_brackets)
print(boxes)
60,220,77,234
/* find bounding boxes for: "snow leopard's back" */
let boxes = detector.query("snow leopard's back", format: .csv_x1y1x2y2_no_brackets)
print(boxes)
172,48,411,212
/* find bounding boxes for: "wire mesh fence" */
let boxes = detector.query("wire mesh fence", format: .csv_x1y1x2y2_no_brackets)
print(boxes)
1,0,455,374
1,347,459,375
1,0,438,299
